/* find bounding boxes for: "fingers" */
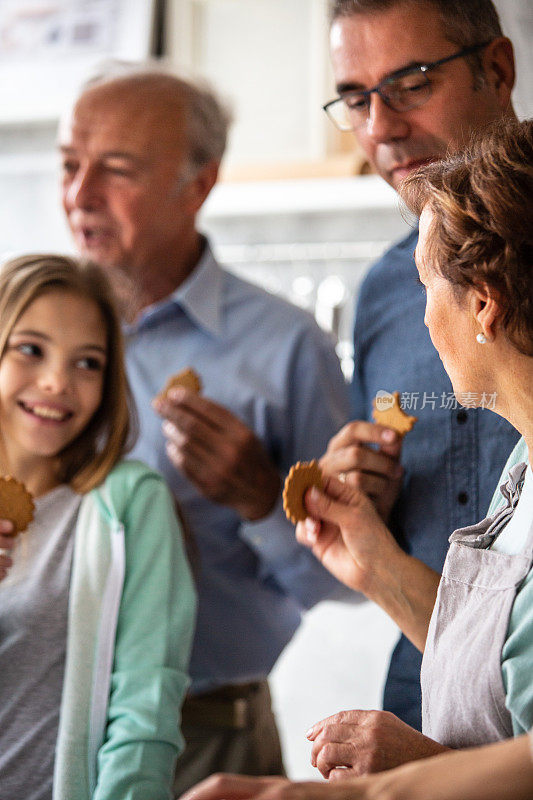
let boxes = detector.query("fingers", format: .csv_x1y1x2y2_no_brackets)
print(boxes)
307,710,363,741
326,420,400,454
0,551,13,580
0,519,15,538
179,774,287,800
321,442,402,480
0,523,16,581
153,388,240,434
303,478,370,526
315,743,359,779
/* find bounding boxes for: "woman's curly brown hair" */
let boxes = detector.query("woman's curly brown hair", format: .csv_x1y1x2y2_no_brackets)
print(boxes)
400,117,533,355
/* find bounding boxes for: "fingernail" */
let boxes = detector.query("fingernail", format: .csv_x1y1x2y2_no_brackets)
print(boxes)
0,520,14,533
306,727,314,739
309,486,320,501
305,518,318,543
162,420,173,436
382,429,396,442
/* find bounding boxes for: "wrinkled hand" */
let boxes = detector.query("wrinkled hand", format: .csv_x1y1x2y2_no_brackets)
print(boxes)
320,422,403,523
153,388,280,521
295,475,402,597
307,709,449,780
0,519,16,581
179,773,354,800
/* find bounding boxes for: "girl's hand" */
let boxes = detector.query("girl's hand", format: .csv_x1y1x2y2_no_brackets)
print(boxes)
0,519,16,581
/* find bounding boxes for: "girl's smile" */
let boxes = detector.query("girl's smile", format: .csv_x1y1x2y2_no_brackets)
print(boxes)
0,289,107,495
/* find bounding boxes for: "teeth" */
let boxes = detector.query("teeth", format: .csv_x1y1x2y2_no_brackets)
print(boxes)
31,405,68,421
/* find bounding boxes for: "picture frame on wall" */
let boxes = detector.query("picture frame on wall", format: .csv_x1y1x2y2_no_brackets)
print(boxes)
0,0,159,123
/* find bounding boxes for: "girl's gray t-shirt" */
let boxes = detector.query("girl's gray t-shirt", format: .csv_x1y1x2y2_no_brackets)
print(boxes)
0,485,81,800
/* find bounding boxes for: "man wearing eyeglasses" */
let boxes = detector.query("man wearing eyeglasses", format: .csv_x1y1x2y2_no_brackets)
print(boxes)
312,0,521,749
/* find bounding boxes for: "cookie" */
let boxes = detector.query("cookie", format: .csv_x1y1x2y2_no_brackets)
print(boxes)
283,460,323,524
0,476,35,534
372,391,417,436
157,367,202,401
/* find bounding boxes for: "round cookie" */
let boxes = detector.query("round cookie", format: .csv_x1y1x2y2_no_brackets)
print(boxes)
157,367,202,401
372,391,417,436
0,476,35,534
283,460,323,524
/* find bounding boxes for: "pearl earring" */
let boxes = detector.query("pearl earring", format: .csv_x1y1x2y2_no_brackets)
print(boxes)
476,333,487,344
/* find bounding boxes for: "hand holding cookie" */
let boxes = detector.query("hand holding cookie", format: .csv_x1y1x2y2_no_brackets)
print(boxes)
294,471,401,597
153,372,280,521
320,424,403,526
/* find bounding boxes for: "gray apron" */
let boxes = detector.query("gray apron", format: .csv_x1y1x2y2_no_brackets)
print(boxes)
421,462,533,748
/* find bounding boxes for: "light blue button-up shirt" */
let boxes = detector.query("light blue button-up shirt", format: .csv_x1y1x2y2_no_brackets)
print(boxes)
125,241,352,693
352,228,521,729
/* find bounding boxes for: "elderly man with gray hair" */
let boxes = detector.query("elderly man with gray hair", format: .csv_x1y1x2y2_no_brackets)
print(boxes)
58,68,351,794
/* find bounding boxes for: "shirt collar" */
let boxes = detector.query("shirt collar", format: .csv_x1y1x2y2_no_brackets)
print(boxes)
170,239,223,337
125,239,223,337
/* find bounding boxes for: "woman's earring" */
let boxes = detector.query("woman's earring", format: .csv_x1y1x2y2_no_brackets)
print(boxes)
476,333,487,344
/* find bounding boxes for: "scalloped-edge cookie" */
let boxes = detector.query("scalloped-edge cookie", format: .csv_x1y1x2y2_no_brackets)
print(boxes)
0,476,35,533
372,391,417,436
283,460,324,524
156,367,202,401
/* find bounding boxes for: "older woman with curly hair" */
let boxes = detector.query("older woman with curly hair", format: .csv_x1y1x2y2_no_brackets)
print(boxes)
177,117,533,800
292,114,533,762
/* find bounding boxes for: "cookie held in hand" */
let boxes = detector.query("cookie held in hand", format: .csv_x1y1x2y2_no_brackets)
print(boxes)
283,460,323,524
372,391,417,437
0,476,35,534
156,367,202,401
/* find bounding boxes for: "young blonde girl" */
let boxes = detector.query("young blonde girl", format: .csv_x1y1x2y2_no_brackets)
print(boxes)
0,254,196,800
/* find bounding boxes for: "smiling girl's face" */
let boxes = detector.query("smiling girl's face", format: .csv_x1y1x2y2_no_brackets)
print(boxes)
0,289,107,493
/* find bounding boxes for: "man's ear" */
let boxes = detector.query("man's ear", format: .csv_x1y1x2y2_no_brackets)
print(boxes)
472,283,504,341
184,160,220,215
482,37,515,109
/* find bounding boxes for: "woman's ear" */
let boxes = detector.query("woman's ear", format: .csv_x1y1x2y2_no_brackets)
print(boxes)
472,283,504,341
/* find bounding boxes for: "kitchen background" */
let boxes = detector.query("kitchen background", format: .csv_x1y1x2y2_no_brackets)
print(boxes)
0,0,531,778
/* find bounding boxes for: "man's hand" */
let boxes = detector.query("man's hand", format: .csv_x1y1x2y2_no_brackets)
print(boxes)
320,422,403,523
307,709,449,780
153,388,280,521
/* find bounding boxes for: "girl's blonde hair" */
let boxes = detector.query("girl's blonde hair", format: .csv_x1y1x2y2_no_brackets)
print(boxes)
0,254,136,492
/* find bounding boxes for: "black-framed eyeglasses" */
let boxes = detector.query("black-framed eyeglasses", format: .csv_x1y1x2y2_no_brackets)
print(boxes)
323,41,492,131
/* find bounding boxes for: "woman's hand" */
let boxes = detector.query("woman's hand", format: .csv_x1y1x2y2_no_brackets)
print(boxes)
295,475,402,598
0,519,16,581
296,476,441,651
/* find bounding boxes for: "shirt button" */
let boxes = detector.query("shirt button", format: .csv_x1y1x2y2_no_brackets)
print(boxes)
456,410,468,424
457,492,469,505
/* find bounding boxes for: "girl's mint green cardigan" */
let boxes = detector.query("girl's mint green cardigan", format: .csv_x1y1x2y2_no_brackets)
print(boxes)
52,460,196,800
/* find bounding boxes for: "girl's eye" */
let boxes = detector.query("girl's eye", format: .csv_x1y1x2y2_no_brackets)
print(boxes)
76,356,105,372
16,342,42,357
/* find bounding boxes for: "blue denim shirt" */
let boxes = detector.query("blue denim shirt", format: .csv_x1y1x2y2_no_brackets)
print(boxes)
125,241,352,693
352,228,521,729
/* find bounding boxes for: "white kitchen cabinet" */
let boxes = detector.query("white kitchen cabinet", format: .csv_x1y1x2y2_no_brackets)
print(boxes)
164,0,362,177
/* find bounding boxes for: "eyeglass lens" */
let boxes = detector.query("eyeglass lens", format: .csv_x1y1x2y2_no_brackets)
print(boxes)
331,68,432,130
